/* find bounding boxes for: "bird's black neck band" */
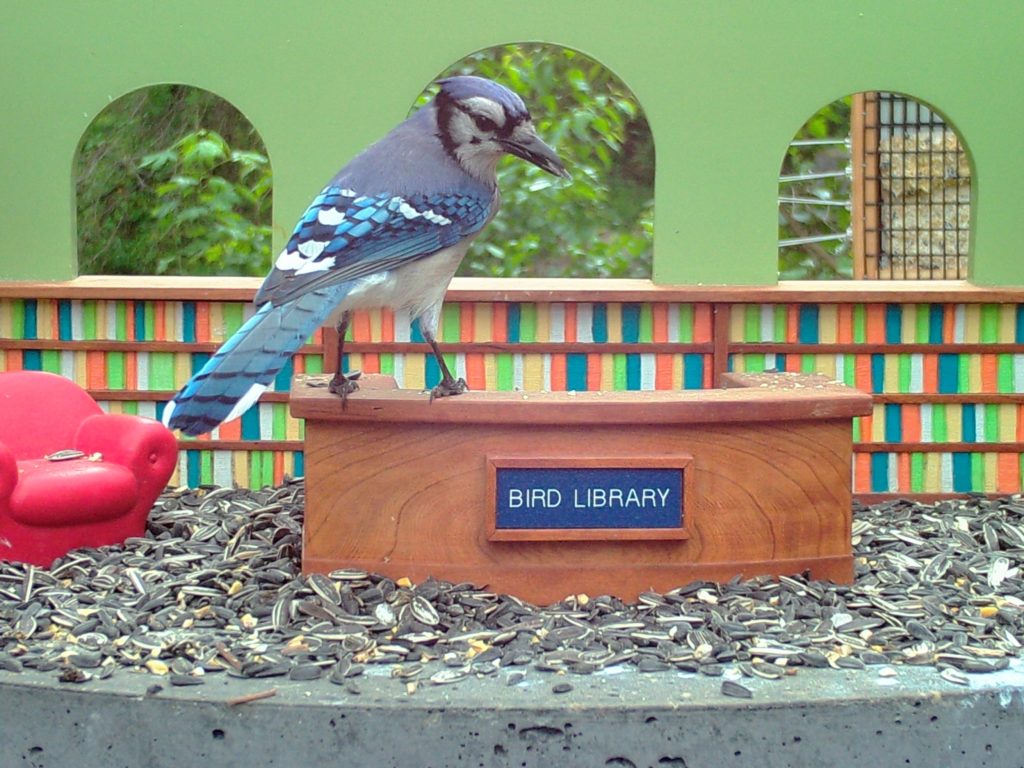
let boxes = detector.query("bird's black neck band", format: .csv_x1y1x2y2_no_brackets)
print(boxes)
434,92,461,162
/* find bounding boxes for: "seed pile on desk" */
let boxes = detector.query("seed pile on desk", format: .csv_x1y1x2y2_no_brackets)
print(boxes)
0,481,1021,691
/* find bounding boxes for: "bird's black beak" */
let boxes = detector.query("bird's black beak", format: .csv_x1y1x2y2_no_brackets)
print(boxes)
501,131,571,180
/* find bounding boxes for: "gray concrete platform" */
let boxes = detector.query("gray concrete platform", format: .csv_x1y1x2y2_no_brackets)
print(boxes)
2,661,1024,768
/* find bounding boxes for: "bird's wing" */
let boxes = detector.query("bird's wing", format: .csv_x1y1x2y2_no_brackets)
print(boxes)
255,185,494,306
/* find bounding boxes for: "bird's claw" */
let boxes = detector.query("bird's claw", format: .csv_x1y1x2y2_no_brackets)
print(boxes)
429,377,468,402
307,370,361,390
329,372,361,409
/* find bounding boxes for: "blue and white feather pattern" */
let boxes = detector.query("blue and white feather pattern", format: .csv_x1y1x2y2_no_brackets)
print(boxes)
162,183,493,436
161,74,570,437
257,185,492,305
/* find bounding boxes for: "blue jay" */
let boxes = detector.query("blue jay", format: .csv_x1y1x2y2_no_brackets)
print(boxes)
162,76,569,436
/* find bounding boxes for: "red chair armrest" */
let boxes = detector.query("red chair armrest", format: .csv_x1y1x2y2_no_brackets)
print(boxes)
74,414,178,484
0,441,16,499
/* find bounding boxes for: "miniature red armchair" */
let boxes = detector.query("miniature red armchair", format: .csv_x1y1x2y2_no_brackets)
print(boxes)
0,371,178,566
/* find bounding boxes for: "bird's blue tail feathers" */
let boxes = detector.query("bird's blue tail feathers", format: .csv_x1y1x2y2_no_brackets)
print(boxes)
162,285,350,436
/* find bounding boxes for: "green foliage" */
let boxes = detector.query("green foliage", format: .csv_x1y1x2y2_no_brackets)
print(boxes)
778,97,853,280
78,59,650,279
421,45,654,278
76,71,864,282
77,73,858,282
140,130,271,275
76,85,271,276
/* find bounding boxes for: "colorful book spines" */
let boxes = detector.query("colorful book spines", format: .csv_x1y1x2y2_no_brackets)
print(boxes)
342,351,710,391
0,299,332,345
733,303,1024,344
171,449,305,489
730,352,1024,393
340,303,714,344
856,403,1022,444
0,347,323,394
100,401,304,443
855,452,1023,494
165,446,1022,494
164,436,1024,495
4,297,1023,495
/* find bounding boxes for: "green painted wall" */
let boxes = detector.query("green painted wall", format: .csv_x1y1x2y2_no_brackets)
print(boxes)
1,0,1022,285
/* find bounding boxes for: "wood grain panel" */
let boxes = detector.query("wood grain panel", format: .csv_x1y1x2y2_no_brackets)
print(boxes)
176,440,302,451
0,339,323,354
855,442,1024,453
298,372,864,602
290,373,872,426
324,338,716,356
731,342,1024,354
871,394,1024,404
2,276,1022,303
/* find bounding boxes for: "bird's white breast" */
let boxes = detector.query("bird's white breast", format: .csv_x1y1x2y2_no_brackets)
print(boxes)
329,242,470,326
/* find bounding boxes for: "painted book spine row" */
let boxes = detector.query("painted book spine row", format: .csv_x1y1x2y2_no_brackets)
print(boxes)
2,298,1022,494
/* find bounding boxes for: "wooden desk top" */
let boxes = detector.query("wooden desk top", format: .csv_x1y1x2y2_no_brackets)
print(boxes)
290,372,872,426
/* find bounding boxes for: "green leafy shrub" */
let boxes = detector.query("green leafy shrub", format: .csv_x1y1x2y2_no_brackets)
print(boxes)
76,85,271,276
139,129,271,275
77,53,652,279
77,71,862,281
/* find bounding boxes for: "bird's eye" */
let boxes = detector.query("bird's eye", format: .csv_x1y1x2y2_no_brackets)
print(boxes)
471,114,498,133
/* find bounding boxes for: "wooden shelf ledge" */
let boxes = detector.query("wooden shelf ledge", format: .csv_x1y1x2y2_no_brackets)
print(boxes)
289,371,872,426
1,276,1022,303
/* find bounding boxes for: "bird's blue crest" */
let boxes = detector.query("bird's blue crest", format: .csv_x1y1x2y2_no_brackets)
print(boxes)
436,76,529,121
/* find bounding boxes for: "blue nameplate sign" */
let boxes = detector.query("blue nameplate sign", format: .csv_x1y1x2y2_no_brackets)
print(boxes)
488,457,691,541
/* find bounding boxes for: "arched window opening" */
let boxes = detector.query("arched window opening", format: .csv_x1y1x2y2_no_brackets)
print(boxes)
75,84,271,277
779,92,971,280
416,44,654,279
778,97,853,280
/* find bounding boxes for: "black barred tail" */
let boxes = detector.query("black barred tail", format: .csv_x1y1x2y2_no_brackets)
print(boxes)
162,286,348,436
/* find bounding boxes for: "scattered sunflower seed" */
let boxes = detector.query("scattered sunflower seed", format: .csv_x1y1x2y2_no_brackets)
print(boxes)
721,680,753,699
0,483,1020,694
169,673,206,687
430,667,469,686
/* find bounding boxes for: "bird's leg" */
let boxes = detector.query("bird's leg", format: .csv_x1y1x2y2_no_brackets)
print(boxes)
328,311,361,403
423,332,467,401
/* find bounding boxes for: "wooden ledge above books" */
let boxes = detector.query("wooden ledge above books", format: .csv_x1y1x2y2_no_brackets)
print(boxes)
1,276,1022,303
289,371,873,426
